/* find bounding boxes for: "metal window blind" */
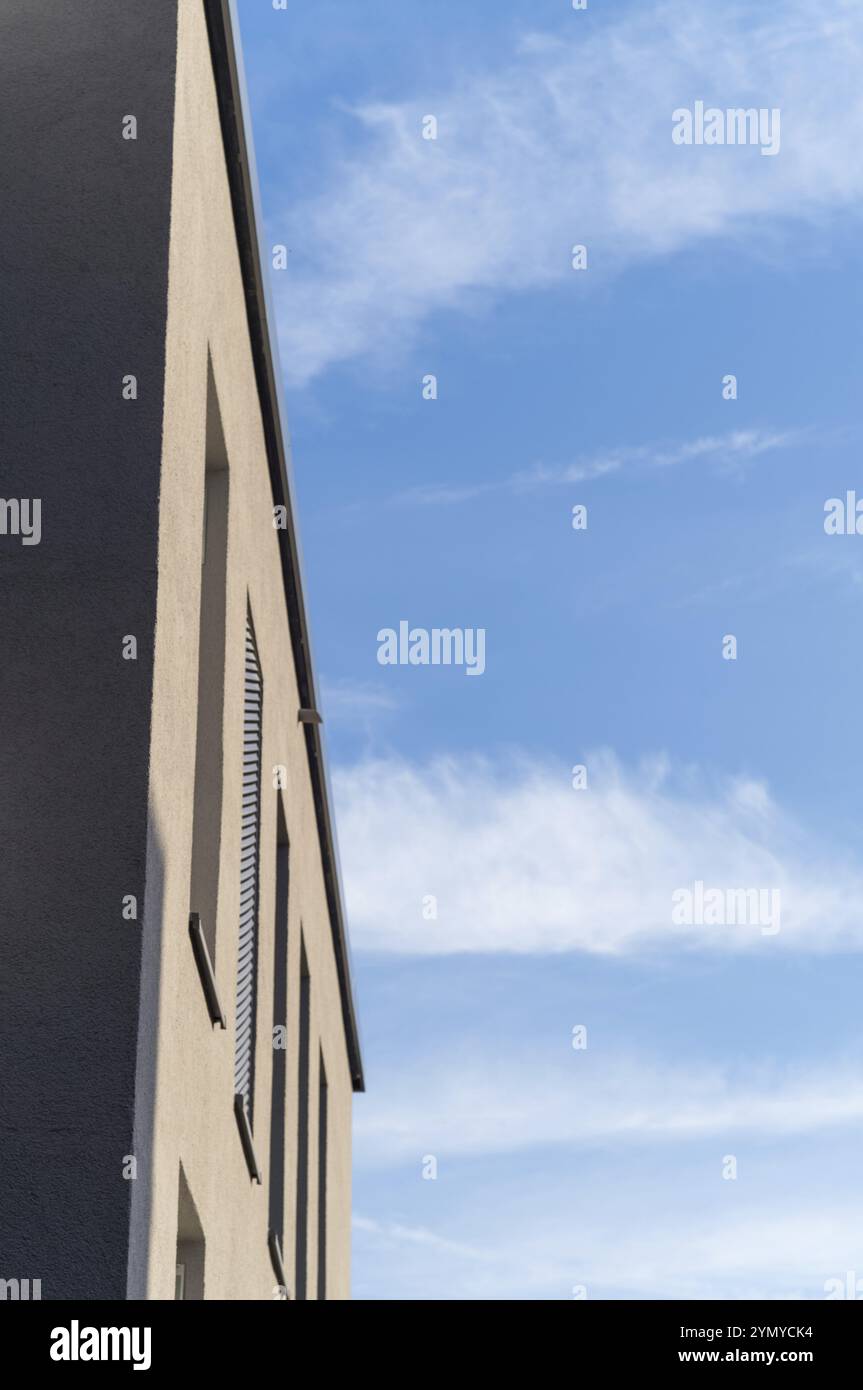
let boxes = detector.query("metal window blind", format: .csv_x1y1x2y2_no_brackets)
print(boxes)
235,611,262,1125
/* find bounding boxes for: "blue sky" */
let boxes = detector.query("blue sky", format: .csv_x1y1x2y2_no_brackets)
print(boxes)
236,0,863,1298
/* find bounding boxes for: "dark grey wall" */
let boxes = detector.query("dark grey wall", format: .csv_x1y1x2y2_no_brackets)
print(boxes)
0,0,179,1299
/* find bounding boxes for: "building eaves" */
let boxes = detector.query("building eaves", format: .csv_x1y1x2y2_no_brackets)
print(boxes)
203,0,364,1092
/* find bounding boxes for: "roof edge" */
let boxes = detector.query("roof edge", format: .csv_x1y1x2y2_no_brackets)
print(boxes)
203,0,364,1091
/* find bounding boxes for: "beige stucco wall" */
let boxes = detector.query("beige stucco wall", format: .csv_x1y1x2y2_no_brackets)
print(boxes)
128,0,353,1301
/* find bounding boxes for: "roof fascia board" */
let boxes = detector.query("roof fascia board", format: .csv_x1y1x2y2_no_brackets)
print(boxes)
203,0,364,1091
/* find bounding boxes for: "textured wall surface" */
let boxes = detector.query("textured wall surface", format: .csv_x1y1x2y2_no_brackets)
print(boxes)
0,0,353,1302
129,0,354,1300
0,1,179,1299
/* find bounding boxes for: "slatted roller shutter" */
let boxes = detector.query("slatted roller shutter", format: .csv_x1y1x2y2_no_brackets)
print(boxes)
235,611,262,1125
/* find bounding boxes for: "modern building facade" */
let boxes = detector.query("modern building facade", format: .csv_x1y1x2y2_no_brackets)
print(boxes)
0,0,363,1300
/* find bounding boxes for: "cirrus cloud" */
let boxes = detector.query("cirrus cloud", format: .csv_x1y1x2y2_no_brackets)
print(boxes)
274,0,863,384
334,751,863,955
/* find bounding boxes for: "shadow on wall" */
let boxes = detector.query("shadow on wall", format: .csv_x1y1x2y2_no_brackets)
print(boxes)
126,804,167,1301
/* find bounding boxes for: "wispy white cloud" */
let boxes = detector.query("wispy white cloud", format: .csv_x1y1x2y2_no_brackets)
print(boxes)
353,1194,863,1300
392,428,802,507
318,678,401,753
355,1048,863,1167
352,1214,490,1264
320,677,400,718
334,751,863,955
273,0,863,383
354,1043,863,1297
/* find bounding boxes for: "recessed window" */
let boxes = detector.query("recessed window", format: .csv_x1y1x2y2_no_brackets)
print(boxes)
294,939,311,1299
268,802,290,1262
189,359,229,962
317,1049,328,1301
175,1168,205,1300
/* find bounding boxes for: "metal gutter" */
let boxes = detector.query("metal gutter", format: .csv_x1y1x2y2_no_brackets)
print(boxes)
203,0,364,1091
